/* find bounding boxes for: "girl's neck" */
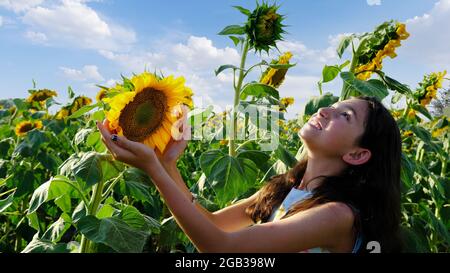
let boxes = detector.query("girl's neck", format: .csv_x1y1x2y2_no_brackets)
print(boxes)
297,155,346,191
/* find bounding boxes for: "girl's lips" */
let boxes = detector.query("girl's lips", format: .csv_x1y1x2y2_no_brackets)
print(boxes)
308,119,322,130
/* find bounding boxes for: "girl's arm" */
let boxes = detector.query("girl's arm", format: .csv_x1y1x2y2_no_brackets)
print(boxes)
98,123,355,253
161,161,257,232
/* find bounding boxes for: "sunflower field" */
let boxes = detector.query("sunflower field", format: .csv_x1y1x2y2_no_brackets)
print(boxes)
0,3,449,253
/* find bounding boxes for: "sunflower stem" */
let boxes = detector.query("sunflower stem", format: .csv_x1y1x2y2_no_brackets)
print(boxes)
229,39,250,157
80,179,105,253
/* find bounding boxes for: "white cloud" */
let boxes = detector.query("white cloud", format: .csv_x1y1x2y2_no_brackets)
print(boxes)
0,0,44,13
367,0,381,6
21,0,136,51
25,31,48,44
60,65,104,81
0,16,3,27
399,0,450,70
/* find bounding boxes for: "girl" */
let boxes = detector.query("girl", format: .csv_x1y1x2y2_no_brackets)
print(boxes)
97,95,402,253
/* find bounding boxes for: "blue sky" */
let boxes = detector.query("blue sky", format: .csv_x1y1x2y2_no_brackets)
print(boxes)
0,0,449,118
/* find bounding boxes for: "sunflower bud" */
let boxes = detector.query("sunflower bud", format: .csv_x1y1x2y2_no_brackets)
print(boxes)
246,2,286,53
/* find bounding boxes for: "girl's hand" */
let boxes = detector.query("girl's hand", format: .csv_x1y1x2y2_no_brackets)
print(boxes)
97,120,157,173
155,105,191,165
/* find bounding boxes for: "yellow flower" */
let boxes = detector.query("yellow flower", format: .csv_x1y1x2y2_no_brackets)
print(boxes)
96,89,108,102
407,110,416,119
104,72,193,153
55,108,69,119
396,23,410,40
432,126,448,138
279,97,295,112
219,139,229,146
260,52,293,88
402,130,413,138
15,120,43,136
26,89,58,103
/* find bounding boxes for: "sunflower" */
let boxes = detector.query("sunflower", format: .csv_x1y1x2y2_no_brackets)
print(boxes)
104,72,193,153
260,52,293,88
55,96,93,119
279,97,295,112
27,89,58,104
245,2,286,53
15,120,43,137
355,22,409,81
96,89,108,102
417,71,447,106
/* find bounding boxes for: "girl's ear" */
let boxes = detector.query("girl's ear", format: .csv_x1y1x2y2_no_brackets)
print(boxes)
342,148,371,166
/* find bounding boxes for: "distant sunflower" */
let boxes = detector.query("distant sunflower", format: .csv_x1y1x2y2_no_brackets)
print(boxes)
96,89,108,102
245,2,286,53
55,96,93,119
15,120,43,136
104,72,193,153
27,89,58,104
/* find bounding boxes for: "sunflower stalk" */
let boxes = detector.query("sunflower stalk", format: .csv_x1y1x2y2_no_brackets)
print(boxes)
229,39,250,157
80,179,105,253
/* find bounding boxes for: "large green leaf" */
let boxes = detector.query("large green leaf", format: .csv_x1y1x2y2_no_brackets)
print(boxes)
28,175,74,214
200,150,258,205
118,205,160,233
0,193,14,213
304,92,339,117
240,83,280,100
218,24,245,35
77,215,148,253
21,234,76,253
340,72,389,100
41,213,72,243
237,150,270,172
68,103,100,119
72,152,103,188
337,35,353,58
322,65,340,83
384,76,412,96
274,145,298,168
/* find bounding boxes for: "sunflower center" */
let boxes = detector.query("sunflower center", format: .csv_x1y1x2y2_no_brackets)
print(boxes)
20,123,34,133
119,88,167,142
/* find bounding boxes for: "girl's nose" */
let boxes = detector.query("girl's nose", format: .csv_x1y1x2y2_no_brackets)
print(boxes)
318,107,331,119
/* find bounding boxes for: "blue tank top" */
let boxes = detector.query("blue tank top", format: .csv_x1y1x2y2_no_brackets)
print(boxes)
268,187,363,253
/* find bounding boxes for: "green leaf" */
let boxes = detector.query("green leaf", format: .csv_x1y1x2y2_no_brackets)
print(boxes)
268,63,297,69
96,204,116,219
304,92,339,117
117,180,154,205
68,103,100,119
341,72,389,100
37,151,62,172
240,83,280,100
41,213,72,243
0,193,14,213
77,215,148,253
72,152,103,188
337,35,353,58
237,150,270,172
218,24,245,35
274,145,298,168
21,234,74,253
391,93,403,104
385,76,412,96
229,36,241,46
200,150,258,206
233,5,251,16
322,65,340,83
215,64,240,76
87,131,106,152
411,104,433,120
118,205,159,233
72,201,87,224
74,128,93,146
68,86,75,99
28,176,74,214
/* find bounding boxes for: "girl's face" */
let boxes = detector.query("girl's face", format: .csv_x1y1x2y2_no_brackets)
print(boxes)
299,99,369,158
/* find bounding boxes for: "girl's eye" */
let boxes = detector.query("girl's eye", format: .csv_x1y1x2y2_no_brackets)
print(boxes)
341,112,350,121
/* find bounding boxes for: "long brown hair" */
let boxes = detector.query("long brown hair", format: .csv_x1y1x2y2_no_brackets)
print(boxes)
245,96,402,253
